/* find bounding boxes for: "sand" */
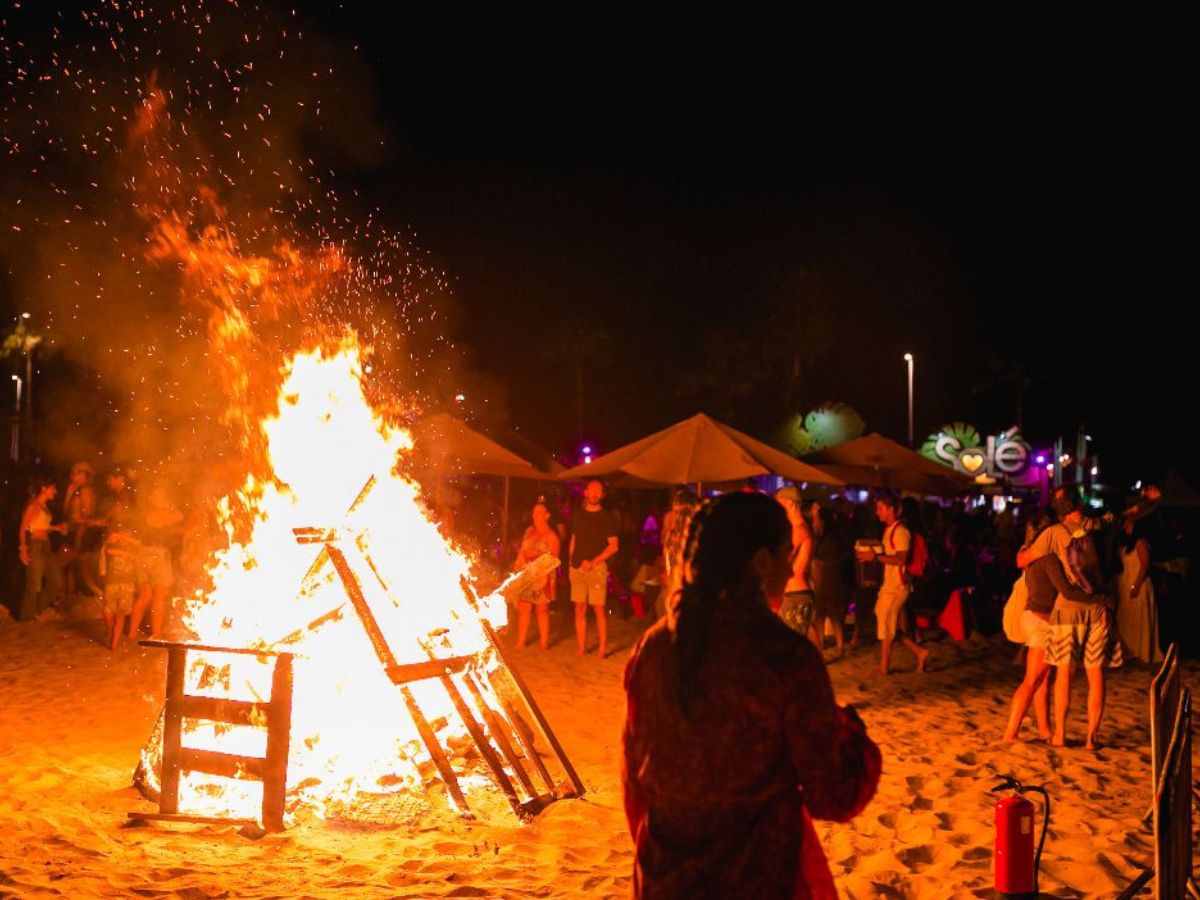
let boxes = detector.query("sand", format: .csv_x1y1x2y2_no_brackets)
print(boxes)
1,602,1195,899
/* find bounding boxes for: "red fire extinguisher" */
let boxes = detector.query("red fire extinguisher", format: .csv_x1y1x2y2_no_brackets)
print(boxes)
992,774,1051,899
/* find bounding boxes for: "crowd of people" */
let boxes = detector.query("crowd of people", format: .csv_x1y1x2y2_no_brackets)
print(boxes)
3,463,186,650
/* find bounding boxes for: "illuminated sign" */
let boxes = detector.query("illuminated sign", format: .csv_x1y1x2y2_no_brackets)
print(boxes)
922,423,1030,479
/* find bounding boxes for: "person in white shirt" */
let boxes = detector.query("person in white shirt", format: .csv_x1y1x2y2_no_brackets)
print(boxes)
859,495,929,676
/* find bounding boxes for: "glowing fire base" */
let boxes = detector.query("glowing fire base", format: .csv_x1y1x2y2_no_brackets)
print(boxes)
131,477,582,832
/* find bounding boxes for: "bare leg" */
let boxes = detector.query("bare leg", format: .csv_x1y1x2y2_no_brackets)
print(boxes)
880,638,893,676
807,623,823,651
128,585,152,638
900,635,930,672
1084,666,1105,750
1003,648,1050,742
574,602,588,655
831,615,845,658
110,612,127,651
596,605,607,658
1033,670,1053,741
515,601,532,648
535,603,550,649
1052,663,1074,746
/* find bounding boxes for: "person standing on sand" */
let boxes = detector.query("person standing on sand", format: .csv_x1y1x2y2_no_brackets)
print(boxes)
1021,485,1121,750
622,492,880,899
858,495,929,676
569,480,618,658
512,498,560,650
774,486,819,649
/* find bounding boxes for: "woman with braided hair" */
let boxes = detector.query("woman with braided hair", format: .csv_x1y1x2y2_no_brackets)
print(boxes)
622,492,881,899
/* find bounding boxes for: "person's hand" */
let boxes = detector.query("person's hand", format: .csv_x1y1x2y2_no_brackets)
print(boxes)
53,523,68,534
19,546,30,566
580,559,592,572
1132,581,1143,600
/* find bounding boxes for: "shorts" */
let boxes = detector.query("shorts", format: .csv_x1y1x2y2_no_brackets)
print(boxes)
1021,610,1050,650
1045,600,1123,669
779,591,815,636
875,585,911,641
570,563,608,607
104,582,135,617
136,546,173,590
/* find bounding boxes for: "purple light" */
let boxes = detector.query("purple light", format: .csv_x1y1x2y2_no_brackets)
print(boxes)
581,445,592,455
1035,454,1045,465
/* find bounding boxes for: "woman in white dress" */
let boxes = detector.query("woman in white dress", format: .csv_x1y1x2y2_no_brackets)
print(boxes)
1116,519,1161,663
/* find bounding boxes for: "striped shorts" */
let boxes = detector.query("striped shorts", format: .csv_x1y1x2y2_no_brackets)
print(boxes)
1044,599,1123,669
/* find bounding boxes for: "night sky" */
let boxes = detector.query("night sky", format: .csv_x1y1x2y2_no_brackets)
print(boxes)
2,5,1187,488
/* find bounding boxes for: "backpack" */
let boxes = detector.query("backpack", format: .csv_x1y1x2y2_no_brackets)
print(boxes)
905,531,930,581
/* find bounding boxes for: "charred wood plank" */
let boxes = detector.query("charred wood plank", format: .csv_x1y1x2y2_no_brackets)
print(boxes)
460,670,538,801
179,748,266,781
160,647,187,814
128,813,259,828
385,655,475,685
178,696,262,727
324,544,400,671
482,621,585,797
441,673,522,816
262,653,294,833
400,685,470,816
492,690,557,796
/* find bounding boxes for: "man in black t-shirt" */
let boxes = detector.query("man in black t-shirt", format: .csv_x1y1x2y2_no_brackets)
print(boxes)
570,480,619,658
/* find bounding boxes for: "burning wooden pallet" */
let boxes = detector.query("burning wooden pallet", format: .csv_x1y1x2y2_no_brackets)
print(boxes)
132,478,582,832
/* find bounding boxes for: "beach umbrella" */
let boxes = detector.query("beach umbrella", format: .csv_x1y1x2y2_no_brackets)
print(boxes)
557,413,842,488
410,413,562,543
808,433,974,497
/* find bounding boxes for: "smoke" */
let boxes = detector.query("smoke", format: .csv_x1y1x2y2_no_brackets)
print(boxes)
1,2,484,508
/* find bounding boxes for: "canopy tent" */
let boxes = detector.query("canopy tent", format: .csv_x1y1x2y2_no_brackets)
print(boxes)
409,413,562,545
557,413,842,488
807,433,974,497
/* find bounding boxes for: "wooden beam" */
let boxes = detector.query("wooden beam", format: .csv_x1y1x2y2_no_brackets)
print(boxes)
385,655,475,685
400,685,470,816
441,673,522,816
324,544,400,671
483,621,585,797
461,670,538,801
492,690,557,796
261,653,294,833
128,813,259,828
159,647,187,814
178,695,262,727
179,748,266,781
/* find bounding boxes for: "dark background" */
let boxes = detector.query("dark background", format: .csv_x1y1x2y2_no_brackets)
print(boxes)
2,6,1189,489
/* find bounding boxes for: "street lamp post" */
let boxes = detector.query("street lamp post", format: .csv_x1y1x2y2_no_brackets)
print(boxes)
10,374,21,462
904,353,914,447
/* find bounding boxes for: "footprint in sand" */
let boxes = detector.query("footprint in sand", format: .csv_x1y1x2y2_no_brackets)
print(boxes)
935,812,954,831
962,846,991,862
955,751,977,765
904,775,924,791
910,796,933,811
897,845,934,867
